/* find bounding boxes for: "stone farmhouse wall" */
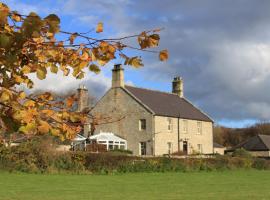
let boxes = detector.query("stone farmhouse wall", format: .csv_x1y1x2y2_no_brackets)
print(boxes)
154,116,213,155
90,87,154,156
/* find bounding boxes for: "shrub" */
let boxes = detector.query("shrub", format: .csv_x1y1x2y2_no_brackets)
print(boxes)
232,148,252,158
109,149,133,155
2,136,270,174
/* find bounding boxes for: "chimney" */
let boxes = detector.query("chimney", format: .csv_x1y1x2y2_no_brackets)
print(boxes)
172,77,184,97
112,64,124,88
77,84,89,112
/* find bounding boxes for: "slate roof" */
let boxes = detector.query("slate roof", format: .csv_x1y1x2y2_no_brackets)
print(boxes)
213,142,225,148
230,134,270,151
124,85,212,122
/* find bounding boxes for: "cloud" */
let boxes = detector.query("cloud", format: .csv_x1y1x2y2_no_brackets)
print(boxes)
8,0,270,124
30,71,111,98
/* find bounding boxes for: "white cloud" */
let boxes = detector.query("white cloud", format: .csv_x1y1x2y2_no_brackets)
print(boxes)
30,71,111,98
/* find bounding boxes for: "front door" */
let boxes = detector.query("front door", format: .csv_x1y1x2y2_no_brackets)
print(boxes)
140,142,147,156
183,141,188,155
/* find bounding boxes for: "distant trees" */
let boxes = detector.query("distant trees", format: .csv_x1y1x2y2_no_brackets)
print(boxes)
213,122,270,147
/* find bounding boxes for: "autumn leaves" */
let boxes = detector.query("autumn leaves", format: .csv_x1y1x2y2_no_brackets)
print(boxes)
0,1,168,139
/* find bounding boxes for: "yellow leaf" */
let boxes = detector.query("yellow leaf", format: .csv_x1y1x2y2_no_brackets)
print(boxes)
36,67,47,80
80,51,89,61
23,100,35,107
96,22,103,33
0,3,9,25
19,122,36,134
21,66,31,74
51,128,61,136
50,64,58,73
89,64,100,74
124,56,144,68
38,120,51,134
76,72,84,79
18,91,26,100
159,49,169,61
41,109,54,117
11,12,22,22
0,90,11,102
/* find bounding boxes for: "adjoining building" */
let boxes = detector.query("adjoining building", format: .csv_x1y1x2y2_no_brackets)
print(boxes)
213,142,226,155
79,64,214,156
226,134,270,157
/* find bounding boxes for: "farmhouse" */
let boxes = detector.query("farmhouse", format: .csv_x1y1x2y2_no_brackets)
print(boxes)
80,64,214,156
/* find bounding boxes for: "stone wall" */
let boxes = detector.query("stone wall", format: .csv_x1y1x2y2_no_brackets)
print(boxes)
90,87,154,155
154,116,213,155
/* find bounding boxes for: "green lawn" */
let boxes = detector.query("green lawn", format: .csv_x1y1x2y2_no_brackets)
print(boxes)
0,170,270,200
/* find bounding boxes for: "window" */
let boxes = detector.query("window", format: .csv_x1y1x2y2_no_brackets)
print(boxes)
167,142,173,154
109,141,113,150
183,120,188,133
197,121,202,134
140,142,147,155
167,118,172,131
139,119,146,131
197,144,203,153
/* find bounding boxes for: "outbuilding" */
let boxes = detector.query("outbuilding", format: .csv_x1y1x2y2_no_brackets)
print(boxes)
226,134,270,157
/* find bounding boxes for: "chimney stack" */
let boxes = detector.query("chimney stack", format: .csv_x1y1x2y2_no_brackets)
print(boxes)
112,64,124,88
172,77,184,97
77,84,89,112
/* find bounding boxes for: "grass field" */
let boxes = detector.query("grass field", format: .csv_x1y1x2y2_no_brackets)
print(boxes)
1,170,270,200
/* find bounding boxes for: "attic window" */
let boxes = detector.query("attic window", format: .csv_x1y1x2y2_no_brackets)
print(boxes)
139,119,146,131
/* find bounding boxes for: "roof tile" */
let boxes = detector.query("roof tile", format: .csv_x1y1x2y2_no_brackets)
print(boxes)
124,85,212,122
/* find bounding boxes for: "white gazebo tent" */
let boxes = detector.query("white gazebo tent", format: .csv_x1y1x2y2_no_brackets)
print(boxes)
89,132,127,151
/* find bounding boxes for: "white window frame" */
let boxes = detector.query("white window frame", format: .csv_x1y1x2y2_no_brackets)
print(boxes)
183,119,188,133
139,119,146,131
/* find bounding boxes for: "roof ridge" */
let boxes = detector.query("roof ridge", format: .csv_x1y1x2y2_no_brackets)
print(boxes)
125,84,180,97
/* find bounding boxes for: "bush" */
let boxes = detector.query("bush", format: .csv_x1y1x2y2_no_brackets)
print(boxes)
232,148,252,158
2,136,270,174
109,149,133,155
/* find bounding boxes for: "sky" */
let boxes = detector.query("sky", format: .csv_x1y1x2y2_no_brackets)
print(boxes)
3,0,270,128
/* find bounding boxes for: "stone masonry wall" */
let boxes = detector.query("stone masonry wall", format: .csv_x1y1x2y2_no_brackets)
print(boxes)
154,116,213,155
90,87,154,155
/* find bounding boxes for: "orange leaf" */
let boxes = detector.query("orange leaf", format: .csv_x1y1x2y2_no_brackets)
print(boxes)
69,33,78,45
96,22,103,33
38,120,51,134
159,49,169,61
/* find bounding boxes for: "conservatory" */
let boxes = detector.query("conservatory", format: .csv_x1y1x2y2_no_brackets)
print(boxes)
71,134,87,151
89,132,127,151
